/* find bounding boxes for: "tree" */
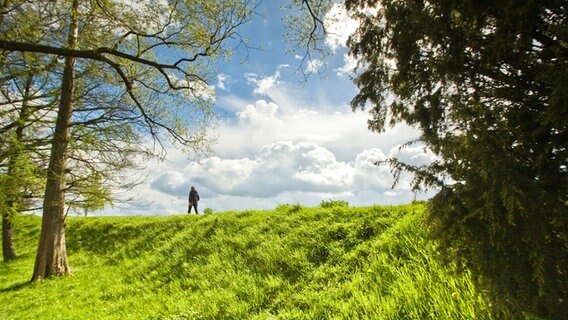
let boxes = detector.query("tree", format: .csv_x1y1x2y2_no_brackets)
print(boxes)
65,58,151,214
0,134,44,262
0,50,151,261
0,0,257,280
1,53,55,262
343,0,567,317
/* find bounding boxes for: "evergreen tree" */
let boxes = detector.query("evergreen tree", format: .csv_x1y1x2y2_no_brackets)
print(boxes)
344,0,567,317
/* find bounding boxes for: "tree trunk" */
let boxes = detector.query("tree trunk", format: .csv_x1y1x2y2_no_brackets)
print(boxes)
0,0,16,263
2,124,22,263
31,0,79,281
2,212,16,261
2,75,35,262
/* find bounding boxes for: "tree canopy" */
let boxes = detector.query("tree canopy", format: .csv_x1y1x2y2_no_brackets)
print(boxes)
344,0,567,317
1,0,258,279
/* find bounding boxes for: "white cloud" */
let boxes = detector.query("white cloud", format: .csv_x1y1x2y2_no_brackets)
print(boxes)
245,71,282,96
335,53,359,76
216,74,230,91
152,141,391,197
166,73,216,102
237,100,279,124
324,3,359,52
128,138,434,215
112,0,170,34
214,89,420,162
96,138,435,215
352,148,392,189
305,58,324,74
216,94,252,114
191,81,216,102
150,170,186,195
324,4,380,76
389,144,437,167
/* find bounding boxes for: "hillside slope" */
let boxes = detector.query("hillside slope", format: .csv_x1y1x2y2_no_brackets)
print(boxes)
0,204,492,319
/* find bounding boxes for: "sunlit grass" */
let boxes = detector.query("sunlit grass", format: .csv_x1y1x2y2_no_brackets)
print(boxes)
1,203,493,319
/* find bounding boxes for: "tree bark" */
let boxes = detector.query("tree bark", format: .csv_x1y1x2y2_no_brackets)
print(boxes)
0,0,16,263
31,0,79,281
0,83,30,262
2,213,16,261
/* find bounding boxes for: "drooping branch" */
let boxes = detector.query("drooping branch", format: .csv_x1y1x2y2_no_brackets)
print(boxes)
0,38,208,151
302,0,326,43
283,0,331,79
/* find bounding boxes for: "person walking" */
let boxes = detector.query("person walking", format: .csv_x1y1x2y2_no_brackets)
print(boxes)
188,186,200,214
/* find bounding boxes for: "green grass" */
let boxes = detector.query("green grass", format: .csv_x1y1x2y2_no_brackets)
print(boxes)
1,203,493,319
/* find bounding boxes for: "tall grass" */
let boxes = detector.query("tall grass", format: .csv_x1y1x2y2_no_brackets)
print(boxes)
0,203,493,319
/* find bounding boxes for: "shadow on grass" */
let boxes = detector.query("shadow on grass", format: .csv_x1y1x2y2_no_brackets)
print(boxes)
0,280,30,293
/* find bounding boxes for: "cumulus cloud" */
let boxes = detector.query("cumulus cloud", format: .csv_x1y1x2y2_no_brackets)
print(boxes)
214,90,421,162
237,100,279,124
101,139,435,215
150,170,187,195
324,3,359,52
245,71,282,96
335,53,359,76
180,141,350,198
390,144,437,167
146,140,435,207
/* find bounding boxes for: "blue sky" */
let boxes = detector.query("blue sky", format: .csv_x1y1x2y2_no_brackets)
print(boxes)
103,1,436,215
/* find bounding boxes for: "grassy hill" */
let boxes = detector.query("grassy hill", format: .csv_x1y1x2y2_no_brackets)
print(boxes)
0,203,493,319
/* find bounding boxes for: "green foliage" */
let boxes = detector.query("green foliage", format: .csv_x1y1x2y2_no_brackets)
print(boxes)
203,208,214,215
0,204,495,319
320,199,349,208
345,0,567,317
275,203,303,213
2,0,260,278
0,135,45,219
1,145,41,198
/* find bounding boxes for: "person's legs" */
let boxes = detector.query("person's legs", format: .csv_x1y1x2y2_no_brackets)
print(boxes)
193,202,199,214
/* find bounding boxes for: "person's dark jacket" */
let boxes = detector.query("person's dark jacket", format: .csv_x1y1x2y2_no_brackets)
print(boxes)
189,190,200,203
